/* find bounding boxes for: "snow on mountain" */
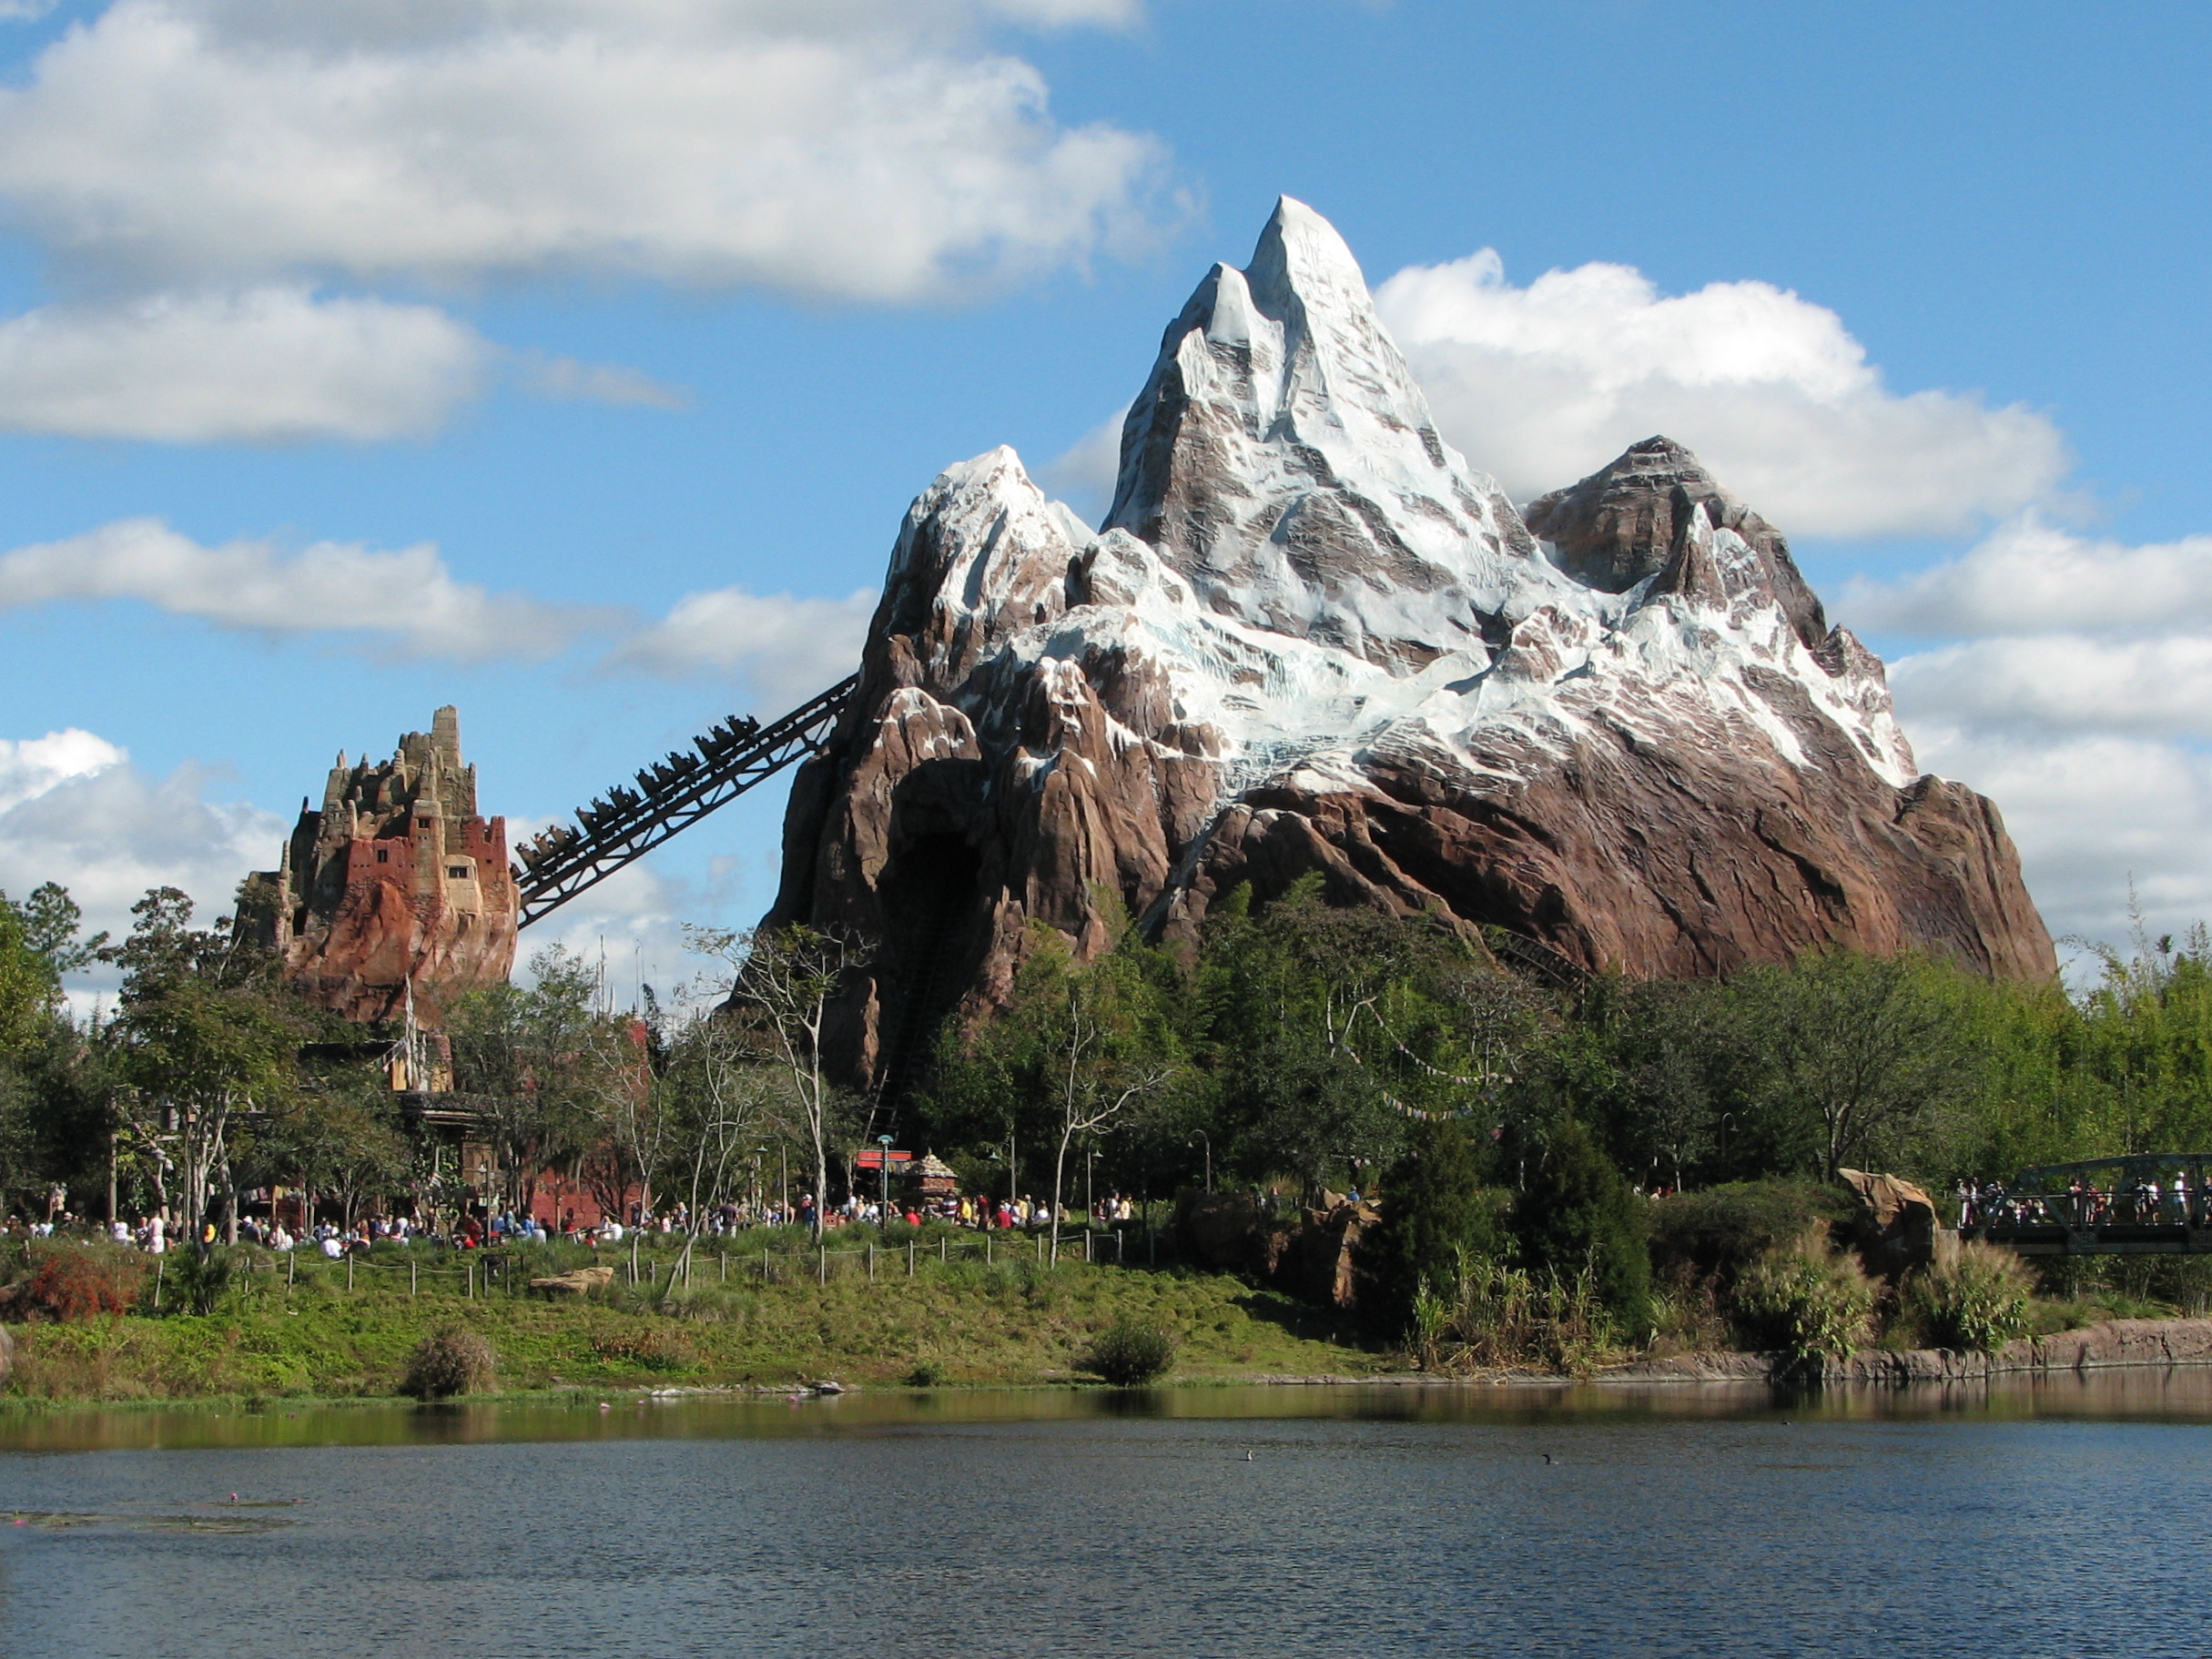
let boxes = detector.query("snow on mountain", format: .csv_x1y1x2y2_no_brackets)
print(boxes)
898,197,1917,810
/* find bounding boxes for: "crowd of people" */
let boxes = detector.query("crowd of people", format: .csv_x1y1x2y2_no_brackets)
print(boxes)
1958,1172,2212,1229
5,1185,1149,1256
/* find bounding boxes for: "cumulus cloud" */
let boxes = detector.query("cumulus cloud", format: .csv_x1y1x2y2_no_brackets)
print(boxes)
1043,408,1127,524
0,287,489,442
0,729,285,987
0,1,1171,300
0,728,126,815
1840,516,2212,946
608,583,878,710
0,517,604,660
1374,250,2068,537
1845,516,2212,640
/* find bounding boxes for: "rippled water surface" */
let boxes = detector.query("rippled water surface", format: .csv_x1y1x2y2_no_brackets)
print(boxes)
5,1373,2210,1658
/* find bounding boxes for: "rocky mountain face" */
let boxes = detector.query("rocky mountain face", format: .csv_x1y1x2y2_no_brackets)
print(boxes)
769,198,2055,1097
238,706,517,1027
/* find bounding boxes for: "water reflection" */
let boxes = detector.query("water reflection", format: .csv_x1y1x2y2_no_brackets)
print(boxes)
5,1366,2212,1453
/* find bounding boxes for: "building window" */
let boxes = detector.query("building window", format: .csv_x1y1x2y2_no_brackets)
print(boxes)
447,865,471,880
376,848,389,865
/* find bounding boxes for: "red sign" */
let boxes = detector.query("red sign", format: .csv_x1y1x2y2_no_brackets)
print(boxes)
854,1149,914,1170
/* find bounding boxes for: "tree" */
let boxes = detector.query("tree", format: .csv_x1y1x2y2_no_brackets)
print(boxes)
104,888,308,1241
447,946,626,1223
1192,878,1463,1193
1729,949,1980,1180
1361,1117,1500,1338
691,924,863,1239
970,922,1177,1263
1509,1117,1652,1336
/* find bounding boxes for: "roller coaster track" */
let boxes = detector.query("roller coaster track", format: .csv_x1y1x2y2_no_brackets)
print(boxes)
512,674,857,928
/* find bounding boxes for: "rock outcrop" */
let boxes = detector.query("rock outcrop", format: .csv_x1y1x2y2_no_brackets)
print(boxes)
238,707,516,1027
1838,1168,1952,1280
769,197,2056,1097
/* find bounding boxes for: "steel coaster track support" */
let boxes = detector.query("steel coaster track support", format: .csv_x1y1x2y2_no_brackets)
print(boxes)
512,673,857,928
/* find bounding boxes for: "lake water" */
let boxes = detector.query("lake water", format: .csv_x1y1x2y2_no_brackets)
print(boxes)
4,1373,2209,1658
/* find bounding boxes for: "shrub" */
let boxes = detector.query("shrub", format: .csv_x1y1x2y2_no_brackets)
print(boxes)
163,1249,236,1316
1733,1229,1877,1361
1913,1240,2034,1352
401,1329,498,1400
903,1360,948,1388
590,1325,696,1372
1647,1181,1858,1295
1085,1317,1178,1385
13,1247,149,1321
1510,1118,1654,1335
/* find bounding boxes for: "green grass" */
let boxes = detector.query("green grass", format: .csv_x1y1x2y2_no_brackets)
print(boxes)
1,1238,1383,1403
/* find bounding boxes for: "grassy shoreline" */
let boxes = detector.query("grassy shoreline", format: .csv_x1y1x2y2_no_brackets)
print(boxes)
0,1247,1386,1404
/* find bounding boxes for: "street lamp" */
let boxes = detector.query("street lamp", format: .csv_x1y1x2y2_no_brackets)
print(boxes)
1191,1131,1211,1195
878,1134,894,1226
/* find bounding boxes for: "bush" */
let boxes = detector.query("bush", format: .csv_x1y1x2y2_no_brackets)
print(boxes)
163,1249,236,1316
401,1328,498,1400
1647,1181,1858,1296
1733,1229,1877,1361
903,1360,948,1388
1510,1118,1654,1335
1913,1240,2034,1352
1085,1317,1177,1385
590,1325,696,1372
9,1246,149,1320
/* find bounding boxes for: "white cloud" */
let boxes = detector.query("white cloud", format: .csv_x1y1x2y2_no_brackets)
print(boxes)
1903,723,2212,948
1042,407,1126,524
1374,250,2069,536
607,583,877,710
0,1,1172,302
0,731,284,986
0,287,488,442
1848,516,2212,946
1892,635,2212,741
0,517,603,660
0,728,127,814
523,353,689,410
1844,516,2212,640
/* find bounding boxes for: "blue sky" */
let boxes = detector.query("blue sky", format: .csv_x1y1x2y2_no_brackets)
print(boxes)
1,0,2207,996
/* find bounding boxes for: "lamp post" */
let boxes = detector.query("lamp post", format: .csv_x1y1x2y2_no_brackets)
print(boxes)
878,1134,894,1226
1191,1131,1211,1195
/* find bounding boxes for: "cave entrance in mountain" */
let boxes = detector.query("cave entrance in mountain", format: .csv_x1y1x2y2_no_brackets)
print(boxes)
874,832,983,1117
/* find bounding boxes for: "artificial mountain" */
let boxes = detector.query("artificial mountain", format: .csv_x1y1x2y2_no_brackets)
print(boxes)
767,198,2055,1098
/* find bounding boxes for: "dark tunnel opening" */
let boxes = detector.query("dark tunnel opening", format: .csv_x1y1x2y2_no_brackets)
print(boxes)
872,832,983,1120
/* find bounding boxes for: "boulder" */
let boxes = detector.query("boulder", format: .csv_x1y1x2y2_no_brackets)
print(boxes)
530,1266,615,1298
1838,1168,1948,1280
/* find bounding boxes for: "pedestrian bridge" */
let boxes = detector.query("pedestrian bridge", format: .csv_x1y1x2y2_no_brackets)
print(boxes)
1963,1155,2212,1255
